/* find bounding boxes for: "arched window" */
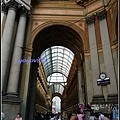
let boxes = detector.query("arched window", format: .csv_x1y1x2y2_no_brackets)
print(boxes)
52,96,61,113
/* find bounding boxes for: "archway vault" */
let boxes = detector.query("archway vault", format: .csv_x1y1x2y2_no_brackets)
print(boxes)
27,16,86,120
30,23,86,99
32,24,85,64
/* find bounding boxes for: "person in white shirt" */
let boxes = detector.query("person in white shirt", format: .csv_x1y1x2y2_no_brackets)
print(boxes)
98,113,104,120
1,112,5,120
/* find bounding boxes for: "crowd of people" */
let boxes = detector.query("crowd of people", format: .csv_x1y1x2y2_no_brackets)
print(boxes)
34,110,118,120
1,104,118,120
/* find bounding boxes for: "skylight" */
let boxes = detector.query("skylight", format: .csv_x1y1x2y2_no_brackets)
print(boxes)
41,46,74,94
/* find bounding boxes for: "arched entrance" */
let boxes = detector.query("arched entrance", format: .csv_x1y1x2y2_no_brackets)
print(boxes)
27,24,85,120
52,96,61,113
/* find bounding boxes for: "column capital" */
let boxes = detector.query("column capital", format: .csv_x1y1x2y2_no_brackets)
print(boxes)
3,0,30,15
86,15,95,25
20,6,30,16
96,9,107,21
4,0,18,12
2,2,7,13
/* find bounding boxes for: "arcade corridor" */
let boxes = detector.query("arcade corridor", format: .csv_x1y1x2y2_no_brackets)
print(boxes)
27,24,85,118
1,0,118,120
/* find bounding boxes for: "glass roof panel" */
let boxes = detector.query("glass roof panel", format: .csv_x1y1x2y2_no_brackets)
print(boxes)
47,73,67,83
50,83,64,95
41,46,74,95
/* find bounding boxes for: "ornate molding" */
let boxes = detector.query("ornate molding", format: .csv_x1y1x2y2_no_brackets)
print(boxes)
75,0,89,6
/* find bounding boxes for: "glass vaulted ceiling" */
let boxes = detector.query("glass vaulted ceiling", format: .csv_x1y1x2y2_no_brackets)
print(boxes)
41,46,74,95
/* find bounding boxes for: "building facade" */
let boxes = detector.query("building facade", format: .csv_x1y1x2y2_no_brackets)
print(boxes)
1,0,118,120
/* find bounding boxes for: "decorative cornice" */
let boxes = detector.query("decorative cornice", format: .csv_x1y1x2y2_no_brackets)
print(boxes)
96,9,107,21
76,0,100,7
75,0,88,7
86,15,95,25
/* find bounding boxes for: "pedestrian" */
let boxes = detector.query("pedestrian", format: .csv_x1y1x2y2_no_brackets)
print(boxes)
77,111,84,120
112,105,118,120
98,113,104,120
62,111,68,120
1,112,5,120
51,113,55,120
89,113,97,120
15,113,22,120
46,111,50,120
70,113,76,120
72,113,78,120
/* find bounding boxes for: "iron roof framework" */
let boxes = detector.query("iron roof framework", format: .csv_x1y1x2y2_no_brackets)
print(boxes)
41,46,74,95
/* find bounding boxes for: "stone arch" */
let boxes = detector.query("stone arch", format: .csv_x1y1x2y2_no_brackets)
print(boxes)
51,95,62,112
30,21,86,62
31,22,85,64
31,20,85,43
52,93,62,99
27,23,86,118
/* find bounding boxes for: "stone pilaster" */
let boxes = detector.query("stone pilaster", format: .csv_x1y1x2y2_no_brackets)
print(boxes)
2,3,17,92
7,7,27,94
86,15,105,103
77,65,84,104
84,56,93,103
97,10,118,102
20,18,33,120
27,63,39,120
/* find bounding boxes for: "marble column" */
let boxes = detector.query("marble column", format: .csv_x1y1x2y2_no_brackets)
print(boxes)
78,65,84,104
20,53,32,120
97,10,117,95
1,11,5,27
7,9,27,94
86,15,102,96
2,5,17,91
